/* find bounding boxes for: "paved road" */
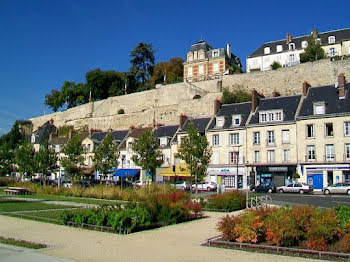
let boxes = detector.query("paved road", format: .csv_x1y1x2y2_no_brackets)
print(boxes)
256,192,350,208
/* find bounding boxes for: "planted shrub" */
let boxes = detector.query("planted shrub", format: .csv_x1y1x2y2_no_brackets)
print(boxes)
117,109,125,114
334,205,350,229
205,190,245,211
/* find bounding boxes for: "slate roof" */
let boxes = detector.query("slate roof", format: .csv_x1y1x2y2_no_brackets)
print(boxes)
190,40,213,52
91,131,107,143
119,127,151,149
249,28,350,57
179,117,211,133
111,130,129,142
32,121,56,144
49,136,69,145
298,83,350,118
249,95,302,125
208,102,252,130
153,125,179,138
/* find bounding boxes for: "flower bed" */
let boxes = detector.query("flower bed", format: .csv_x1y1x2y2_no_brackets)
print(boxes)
59,191,203,234
216,205,350,254
201,190,246,212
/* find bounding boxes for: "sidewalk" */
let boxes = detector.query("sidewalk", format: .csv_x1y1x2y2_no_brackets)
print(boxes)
0,212,323,262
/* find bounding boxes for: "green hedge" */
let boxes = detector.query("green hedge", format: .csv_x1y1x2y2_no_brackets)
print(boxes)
204,190,245,211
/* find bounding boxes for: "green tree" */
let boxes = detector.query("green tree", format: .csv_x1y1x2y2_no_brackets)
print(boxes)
151,57,184,86
130,42,155,87
33,142,57,184
271,61,282,70
131,129,162,182
221,86,251,104
300,37,326,63
93,133,119,176
0,142,14,176
45,89,63,112
61,134,85,181
15,141,35,178
177,123,212,195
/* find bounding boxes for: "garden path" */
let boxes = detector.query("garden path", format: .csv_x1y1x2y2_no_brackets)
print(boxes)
0,212,323,262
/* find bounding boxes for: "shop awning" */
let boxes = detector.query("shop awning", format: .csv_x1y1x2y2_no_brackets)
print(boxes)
160,163,191,177
113,169,140,177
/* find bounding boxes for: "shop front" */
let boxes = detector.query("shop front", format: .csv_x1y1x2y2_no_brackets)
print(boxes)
207,166,246,189
250,165,297,187
302,164,350,190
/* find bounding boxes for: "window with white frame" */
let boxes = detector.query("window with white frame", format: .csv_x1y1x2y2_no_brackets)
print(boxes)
316,38,321,44
276,45,283,52
329,47,337,56
188,54,193,62
325,123,334,137
307,124,315,138
232,115,241,126
313,102,325,115
88,156,92,166
199,52,204,59
187,67,193,76
212,50,219,57
268,113,274,122
127,142,133,152
307,145,315,161
55,145,60,153
254,151,260,163
328,36,336,44
282,149,290,163
260,113,267,122
212,152,219,164
87,144,91,153
267,131,275,144
267,150,275,163
216,116,225,128
198,65,204,74
253,132,260,144
302,41,308,49
289,43,295,50
326,144,335,161
213,134,220,146
229,151,240,164
31,134,35,143
264,47,271,54
276,112,282,121
289,54,296,62
230,133,240,145
345,122,350,136
345,144,350,160
160,137,168,147
213,63,219,72
282,130,290,144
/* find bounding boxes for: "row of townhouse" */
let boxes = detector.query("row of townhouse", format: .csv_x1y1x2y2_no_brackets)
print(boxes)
32,74,350,190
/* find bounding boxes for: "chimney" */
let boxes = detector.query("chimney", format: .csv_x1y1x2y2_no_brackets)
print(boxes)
286,33,292,44
311,29,318,39
251,89,263,112
302,81,311,96
272,91,280,97
68,130,72,139
179,114,188,128
214,99,222,115
226,43,231,58
50,118,54,125
338,73,346,98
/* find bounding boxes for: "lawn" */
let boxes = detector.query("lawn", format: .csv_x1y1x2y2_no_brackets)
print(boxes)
0,199,76,212
17,208,86,220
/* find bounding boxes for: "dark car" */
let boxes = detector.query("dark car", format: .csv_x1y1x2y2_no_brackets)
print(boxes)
250,183,276,193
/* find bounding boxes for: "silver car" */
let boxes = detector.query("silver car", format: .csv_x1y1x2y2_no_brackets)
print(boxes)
323,183,350,195
277,183,313,194
192,182,217,192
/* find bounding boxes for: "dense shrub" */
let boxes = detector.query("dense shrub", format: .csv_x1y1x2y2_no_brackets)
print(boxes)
205,190,245,211
270,61,282,70
334,205,350,229
0,177,13,187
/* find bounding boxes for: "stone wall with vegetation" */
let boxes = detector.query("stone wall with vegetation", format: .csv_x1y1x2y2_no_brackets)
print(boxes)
29,59,350,131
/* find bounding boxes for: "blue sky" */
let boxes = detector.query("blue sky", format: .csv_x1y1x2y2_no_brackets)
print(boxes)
1,0,349,136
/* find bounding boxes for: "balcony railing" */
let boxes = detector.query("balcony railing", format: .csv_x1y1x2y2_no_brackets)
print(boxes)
229,156,245,165
305,155,317,162
266,139,276,147
344,155,350,162
324,155,336,162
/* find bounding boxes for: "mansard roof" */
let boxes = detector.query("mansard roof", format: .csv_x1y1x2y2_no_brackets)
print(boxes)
249,95,302,125
298,83,350,118
248,28,350,57
178,117,211,134
111,130,129,142
153,125,179,138
32,121,56,144
208,102,252,130
91,131,107,143
190,40,213,52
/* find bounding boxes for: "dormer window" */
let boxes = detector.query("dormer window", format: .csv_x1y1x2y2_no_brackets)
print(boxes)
302,41,308,49
212,50,219,58
328,36,335,44
316,38,321,44
232,115,241,126
264,47,271,54
216,116,225,128
199,52,205,59
289,43,295,50
259,110,284,123
260,113,267,122
313,102,325,115
187,53,193,62
276,45,283,52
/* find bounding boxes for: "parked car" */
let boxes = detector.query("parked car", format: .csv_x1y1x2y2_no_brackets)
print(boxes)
175,181,191,191
62,181,72,188
277,183,313,194
132,180,144,188
323,183,350,195
250,183,276,193
192,182,217,192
